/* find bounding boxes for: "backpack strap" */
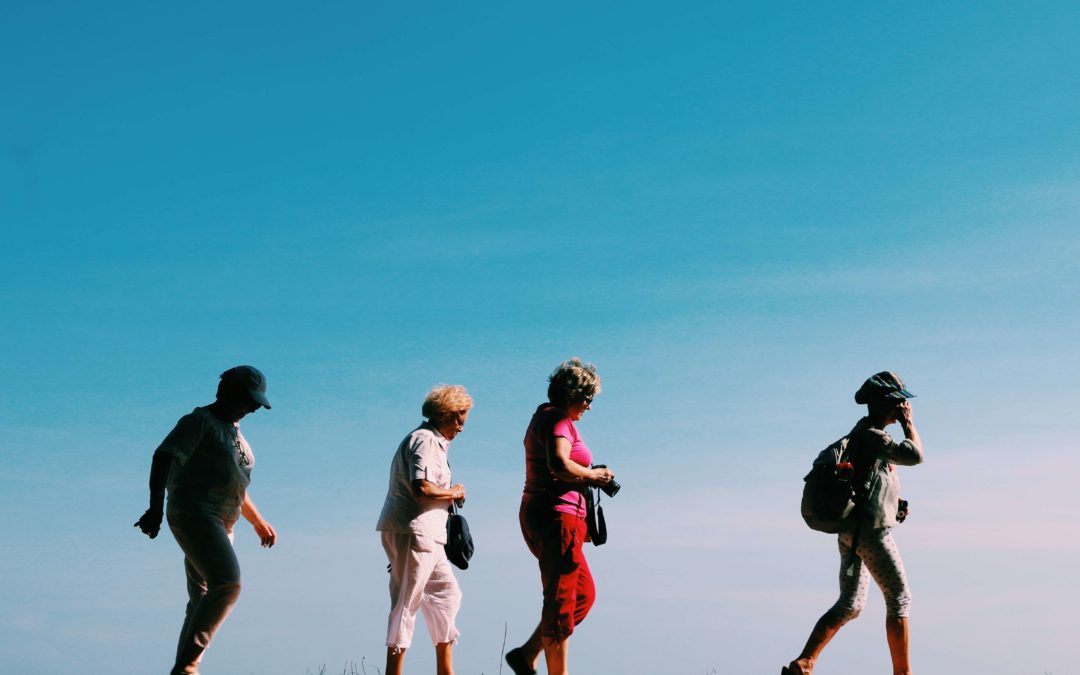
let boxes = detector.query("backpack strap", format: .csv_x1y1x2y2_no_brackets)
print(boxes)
843,431,885,576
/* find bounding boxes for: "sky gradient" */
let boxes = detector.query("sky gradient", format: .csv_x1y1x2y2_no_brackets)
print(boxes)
2,2,1079,674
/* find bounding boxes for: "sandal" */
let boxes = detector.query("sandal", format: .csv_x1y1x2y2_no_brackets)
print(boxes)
505,647,537,675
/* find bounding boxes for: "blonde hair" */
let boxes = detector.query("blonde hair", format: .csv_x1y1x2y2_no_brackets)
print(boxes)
547,357,601,407
421,384,473,422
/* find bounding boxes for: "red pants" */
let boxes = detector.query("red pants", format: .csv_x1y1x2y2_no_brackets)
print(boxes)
519,499,596,640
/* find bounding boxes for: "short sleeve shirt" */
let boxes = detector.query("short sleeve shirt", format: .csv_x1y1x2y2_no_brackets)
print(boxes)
376,423,453,543
158,407,254,521
523,404,593,518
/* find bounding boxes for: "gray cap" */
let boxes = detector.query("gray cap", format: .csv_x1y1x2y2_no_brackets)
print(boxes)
854,371,915,405
221,365,271,409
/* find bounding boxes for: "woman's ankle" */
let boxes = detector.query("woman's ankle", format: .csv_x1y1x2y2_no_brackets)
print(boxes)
790,656,814,673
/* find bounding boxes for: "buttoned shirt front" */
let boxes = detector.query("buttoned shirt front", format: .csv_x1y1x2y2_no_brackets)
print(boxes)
376,423,453,543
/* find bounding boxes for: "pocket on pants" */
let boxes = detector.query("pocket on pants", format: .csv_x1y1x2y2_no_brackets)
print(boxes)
410,533,438,554
557,517,581,575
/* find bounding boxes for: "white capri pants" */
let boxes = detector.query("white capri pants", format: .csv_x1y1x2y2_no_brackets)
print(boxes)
381,531,462,651
827,527,911,622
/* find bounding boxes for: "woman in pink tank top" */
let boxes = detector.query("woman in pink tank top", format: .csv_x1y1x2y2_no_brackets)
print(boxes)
504,358,617,675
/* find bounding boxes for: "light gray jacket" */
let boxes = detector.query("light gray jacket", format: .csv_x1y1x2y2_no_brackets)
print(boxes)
847,417,924,529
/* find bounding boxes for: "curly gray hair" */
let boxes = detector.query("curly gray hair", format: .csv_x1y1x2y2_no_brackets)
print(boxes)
421,384,473,422
547,357,601,407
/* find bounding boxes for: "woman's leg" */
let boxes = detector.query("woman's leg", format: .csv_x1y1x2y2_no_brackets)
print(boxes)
542,636,570,675
506,623,543,674
435,641,455,675
787,531,870,673
512,505,592,675
857,529,912,675
419,556,462,675
570,546,595,627
539,515,591,637
505,502,548,674
539,516,593,675
384,647,406,675
509,573,593,673
789,614,843,673
168,515,241,675
886,617,911,675
382,532,442,659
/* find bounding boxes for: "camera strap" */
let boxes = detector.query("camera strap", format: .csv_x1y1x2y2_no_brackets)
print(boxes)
585,486,607,546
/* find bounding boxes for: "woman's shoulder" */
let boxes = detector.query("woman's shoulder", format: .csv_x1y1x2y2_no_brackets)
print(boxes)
176,407,213,433
538,404,573,427
526,405,573,446
849,418,895,457
404,423,447,449
527,403,562,424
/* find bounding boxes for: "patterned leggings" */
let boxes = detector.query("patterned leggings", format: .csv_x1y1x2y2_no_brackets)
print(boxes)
826,527,910,622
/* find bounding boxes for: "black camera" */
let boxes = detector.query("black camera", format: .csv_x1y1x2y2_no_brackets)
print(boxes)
592,464,621,498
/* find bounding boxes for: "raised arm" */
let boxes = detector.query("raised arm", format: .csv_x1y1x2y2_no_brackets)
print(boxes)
885,400,924,466
896,401,922,454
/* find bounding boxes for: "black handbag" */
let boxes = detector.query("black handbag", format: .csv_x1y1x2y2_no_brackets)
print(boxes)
444,502,474,569
584,487,607,546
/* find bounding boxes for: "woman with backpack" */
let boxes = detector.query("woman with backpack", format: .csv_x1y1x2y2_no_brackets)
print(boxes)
783,372,924,675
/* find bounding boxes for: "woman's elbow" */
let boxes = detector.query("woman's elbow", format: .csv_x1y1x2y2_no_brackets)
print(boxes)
900,441,925,466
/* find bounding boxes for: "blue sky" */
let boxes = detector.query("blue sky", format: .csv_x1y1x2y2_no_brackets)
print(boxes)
2,2,1078,674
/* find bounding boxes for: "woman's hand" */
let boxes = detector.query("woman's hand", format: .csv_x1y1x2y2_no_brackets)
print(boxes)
240,493,276,548
134,505,164,539
450,484,466,506
588,466,615,486
896,400,914,426
895,400,923,453
896,498,911,523
135,451,172,539
251,518,277,548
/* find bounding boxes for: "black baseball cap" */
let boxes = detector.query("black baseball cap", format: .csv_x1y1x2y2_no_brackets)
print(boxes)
220,365,271,409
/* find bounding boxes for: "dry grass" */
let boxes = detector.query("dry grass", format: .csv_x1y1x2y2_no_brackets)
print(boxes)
304,659,376,675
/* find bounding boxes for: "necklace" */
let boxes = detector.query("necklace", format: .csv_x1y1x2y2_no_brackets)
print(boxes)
232,430,251,468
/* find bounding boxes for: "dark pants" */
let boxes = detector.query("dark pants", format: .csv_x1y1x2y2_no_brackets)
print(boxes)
168,513,242,675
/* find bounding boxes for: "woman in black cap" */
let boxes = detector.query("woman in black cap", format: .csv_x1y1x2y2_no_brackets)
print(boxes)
134,365,277,675
782,372,924,675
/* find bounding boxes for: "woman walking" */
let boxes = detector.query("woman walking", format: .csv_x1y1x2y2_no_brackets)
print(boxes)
376,385,472,675
783,371,924,675
505,358,616,675
134,365,278,675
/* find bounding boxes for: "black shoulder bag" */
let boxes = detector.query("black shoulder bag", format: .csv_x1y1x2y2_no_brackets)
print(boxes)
445,501,474,569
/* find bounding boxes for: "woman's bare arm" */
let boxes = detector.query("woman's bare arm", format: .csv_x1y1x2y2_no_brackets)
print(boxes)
241,493,277,547
547,436,613,486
